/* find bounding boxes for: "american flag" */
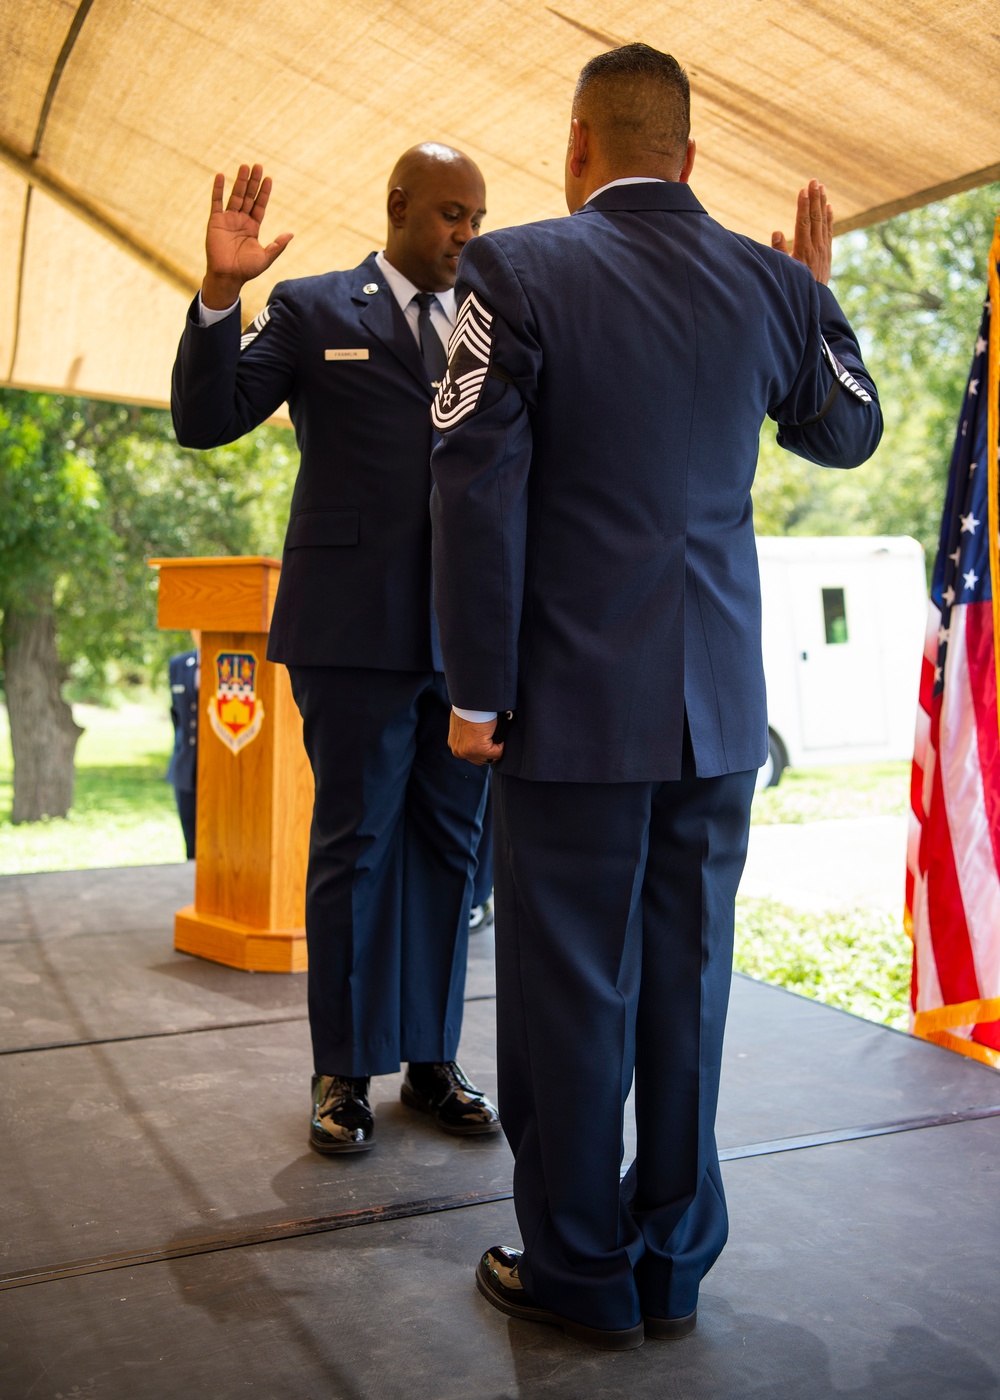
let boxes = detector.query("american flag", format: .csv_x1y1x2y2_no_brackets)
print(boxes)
906,216,1000,1069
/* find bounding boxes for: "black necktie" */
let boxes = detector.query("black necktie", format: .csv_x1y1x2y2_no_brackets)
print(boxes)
413,292,448,387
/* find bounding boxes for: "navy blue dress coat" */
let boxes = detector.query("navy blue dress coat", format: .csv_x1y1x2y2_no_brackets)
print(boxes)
430,181,883,781
172,253,442,671
170,255,487,1077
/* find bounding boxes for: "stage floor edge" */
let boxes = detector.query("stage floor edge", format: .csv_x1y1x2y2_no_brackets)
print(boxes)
1,863,997,1400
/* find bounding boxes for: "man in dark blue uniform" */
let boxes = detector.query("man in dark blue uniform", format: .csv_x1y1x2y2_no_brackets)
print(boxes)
166,641,199,860
172,145,499,1153
430,46,883,1348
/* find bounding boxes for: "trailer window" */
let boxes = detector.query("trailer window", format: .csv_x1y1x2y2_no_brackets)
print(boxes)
822,588,848,644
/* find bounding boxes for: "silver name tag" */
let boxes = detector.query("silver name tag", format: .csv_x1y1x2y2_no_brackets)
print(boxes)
325,349,369,361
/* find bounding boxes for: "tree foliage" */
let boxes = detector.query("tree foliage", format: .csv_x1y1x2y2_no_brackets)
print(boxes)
0,390,296,698
753,181,1000,566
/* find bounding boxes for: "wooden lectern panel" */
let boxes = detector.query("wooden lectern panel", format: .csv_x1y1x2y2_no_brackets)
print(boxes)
193,632,313,929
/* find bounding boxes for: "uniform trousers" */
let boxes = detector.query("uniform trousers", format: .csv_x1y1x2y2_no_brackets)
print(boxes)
472,777,494,908
173,787,196,861
492,732,756,1332
287,666,489,1078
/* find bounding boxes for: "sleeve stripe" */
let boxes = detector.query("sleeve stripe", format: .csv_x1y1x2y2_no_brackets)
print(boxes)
239,304,272,353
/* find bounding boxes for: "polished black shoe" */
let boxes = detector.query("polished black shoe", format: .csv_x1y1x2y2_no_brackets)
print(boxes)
644,1308,697,1340
469,897,494,933
476,1246,644,1352
401,1061,500,1136
309,1073,374,1154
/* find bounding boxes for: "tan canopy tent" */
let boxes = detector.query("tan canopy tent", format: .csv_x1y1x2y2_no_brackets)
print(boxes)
1,0,998,413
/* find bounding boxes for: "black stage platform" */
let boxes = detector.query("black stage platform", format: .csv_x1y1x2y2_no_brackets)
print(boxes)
1,864,998,1398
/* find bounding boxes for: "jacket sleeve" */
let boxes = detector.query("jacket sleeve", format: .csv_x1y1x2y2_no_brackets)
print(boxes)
430,236,541,712
171,284,300,448
770,279,883,469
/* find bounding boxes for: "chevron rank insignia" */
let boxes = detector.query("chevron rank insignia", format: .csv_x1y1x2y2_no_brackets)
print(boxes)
821,337,872,403
240,304,272,353
432,292,494,431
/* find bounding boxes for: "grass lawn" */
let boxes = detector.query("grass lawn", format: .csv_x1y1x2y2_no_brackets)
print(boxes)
0,704,913,1028
734,897,910,1030
0,700,186,875
751,759,910,824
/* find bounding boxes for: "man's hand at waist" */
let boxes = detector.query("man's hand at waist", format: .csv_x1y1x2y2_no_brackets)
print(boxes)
449,710,505,766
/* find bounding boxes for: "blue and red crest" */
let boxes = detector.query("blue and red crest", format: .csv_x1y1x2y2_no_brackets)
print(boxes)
207,651,265,753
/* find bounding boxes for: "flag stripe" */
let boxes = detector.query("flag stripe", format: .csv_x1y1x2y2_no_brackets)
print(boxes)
924,695,981,1006
957,606,1000,1002
965,596,1000,880
908,242,1000,1066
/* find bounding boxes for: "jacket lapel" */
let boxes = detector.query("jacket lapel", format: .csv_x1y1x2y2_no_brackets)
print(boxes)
350,255,430,394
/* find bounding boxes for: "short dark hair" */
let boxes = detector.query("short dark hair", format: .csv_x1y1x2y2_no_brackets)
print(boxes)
574,44,690,167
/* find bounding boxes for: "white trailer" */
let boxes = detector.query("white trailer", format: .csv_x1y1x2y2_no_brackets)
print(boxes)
756,536,928,785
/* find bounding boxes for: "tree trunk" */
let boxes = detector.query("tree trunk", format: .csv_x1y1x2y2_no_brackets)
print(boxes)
2,594,83,823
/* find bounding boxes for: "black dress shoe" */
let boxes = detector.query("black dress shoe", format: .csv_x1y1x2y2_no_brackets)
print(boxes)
476,1246,644,1352
644,1308,697,1340
401,1061,500,1135
469,898,494,933
309,1074,374,1153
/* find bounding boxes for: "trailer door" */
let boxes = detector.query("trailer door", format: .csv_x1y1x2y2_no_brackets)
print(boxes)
790,563,888,749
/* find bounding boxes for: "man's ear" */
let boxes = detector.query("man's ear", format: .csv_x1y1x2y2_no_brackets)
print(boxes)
569,117,588,179
387,186,408,229
679,138,696,184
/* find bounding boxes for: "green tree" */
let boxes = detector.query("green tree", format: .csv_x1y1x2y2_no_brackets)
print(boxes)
0,396,109,820
0,388,295,821
753,182,1000,562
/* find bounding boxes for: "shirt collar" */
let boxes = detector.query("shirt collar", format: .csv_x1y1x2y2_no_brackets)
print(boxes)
375,251,456,323
585,176,666,204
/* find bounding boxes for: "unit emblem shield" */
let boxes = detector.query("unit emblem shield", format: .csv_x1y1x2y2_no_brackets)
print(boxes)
207,651,265,753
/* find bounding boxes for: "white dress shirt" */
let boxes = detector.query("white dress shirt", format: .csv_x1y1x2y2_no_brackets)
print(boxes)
584,175,666,203
374,250,456,350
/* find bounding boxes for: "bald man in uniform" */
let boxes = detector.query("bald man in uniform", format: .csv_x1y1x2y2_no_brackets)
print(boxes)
172,145,500,1154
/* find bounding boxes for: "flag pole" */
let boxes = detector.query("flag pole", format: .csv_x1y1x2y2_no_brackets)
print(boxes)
988,214,1000,741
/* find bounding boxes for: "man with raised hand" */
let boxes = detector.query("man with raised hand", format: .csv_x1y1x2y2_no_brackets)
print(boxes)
172,146,500,1155
430,45,881,1349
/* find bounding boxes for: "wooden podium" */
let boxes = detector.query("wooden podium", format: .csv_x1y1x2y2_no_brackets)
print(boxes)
150,557,313,972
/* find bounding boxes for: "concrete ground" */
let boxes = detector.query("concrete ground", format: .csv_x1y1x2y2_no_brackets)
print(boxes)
741,815,908,913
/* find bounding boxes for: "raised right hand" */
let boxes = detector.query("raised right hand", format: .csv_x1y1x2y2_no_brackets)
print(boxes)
202,164,293,309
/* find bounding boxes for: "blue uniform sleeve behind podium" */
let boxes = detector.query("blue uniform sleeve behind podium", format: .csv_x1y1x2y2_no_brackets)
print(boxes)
430,181,882,784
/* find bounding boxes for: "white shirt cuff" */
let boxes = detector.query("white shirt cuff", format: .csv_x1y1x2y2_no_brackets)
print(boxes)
197,292,240,327
452,707,498,723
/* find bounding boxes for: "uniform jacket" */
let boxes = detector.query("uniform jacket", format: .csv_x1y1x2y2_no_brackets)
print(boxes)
166,650,199,791
171,253,442,670
430,181,883,782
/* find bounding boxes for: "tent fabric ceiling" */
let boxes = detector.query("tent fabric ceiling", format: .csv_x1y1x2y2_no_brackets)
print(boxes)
1,0,998,412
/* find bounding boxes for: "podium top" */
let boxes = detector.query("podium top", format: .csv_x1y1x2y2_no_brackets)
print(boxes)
150,556,283,633
149,556,282,570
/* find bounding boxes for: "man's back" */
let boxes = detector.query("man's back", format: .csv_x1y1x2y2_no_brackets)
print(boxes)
434,44,885,1352
431,181,882,781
